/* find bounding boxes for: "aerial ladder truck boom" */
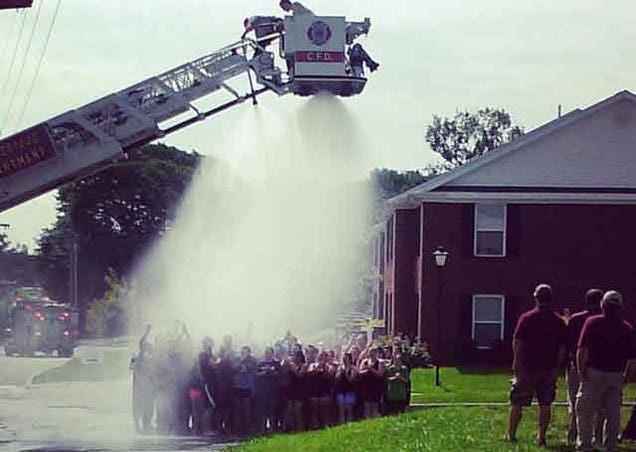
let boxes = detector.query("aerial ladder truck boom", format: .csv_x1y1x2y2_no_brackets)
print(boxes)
0,14,376,213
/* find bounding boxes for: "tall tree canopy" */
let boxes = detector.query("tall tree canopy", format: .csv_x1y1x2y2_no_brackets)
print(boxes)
425,107,524,169
370,168,433,202
372,107,524,203
36,143,200,313
0,232,39,285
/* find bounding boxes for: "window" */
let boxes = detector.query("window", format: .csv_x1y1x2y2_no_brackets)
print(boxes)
472,295,505,349
474,204,506,256
386,216,394,261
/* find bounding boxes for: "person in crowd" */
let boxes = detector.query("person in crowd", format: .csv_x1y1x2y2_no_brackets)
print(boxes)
348,345,361,366
284,344,307,431
172,324,194,435
306,350,335,429
358,346,386,418
198,336,216,434
564,289,603,445
562,307,572,324
255,346,282,433
130,324,156,433
274,342,287,361
335,352,357,424
305,344,319,365
505,284,566,446
233,346,258,433
332,344,343,364
188,361,206,435
282,331,297,353
222,335,234,356
382,345,393,364
153,334,173,433
131,327,431,437
386,353,410,415
326,349,337,366
214,346,235,433
576,290,636,451
356,334,368,353
279,0,313,16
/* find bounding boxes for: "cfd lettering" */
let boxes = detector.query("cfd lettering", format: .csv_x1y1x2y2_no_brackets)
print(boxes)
295,51,344,63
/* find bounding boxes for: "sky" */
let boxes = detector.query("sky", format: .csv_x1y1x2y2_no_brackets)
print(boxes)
0,0,635,248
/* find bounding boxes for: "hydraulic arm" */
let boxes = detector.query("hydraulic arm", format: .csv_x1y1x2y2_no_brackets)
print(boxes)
0,14,376,212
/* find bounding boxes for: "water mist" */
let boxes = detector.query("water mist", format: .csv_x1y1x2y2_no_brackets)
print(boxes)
130,95,372,347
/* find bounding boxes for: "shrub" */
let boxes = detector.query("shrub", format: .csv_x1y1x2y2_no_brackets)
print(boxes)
85,269,128,337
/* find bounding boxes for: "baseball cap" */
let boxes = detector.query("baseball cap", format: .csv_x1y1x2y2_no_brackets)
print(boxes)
534,283,553,306
601,290,623,309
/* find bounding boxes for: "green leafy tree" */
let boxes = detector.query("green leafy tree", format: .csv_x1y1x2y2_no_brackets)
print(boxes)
371,108,523,204
371,168,437,202
36,143,201,324
425,108,524,169
85,269,128,337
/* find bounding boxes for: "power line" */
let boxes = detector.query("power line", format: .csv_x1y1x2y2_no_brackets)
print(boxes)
0,12,19,70
2,0,44,132
0,10,28,135
14,0,62,132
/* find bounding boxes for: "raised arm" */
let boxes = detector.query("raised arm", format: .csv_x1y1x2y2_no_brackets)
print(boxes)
139,324,151,350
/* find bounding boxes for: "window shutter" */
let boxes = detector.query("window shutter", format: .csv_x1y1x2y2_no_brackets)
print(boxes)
458,293,473,360
506,204,521,258
461,204,475,258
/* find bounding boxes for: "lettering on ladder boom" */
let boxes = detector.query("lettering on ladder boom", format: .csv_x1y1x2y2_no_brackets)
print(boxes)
0,125,56,178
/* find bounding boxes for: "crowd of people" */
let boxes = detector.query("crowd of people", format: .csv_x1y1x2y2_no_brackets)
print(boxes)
505,284,636,451
130,326,418,437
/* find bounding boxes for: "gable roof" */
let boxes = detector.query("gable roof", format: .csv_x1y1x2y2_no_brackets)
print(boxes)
388,90,636,208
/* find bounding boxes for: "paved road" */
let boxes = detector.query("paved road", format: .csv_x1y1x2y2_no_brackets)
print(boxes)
0,342,233,451
0,349,67,387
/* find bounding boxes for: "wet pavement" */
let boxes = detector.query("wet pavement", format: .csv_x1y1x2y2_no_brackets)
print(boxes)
0,344,236,452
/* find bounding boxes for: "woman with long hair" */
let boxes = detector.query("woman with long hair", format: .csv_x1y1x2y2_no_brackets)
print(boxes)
358,347,386,419
335,352,357,424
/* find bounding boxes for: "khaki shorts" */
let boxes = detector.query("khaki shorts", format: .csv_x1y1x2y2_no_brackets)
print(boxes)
510,370,556,407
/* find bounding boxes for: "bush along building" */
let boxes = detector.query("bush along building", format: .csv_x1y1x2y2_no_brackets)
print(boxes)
373,90,636,365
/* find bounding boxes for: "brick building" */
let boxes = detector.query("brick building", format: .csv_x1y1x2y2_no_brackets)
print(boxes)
373,91,636,365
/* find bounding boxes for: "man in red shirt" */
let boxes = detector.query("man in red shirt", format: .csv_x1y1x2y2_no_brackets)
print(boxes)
505,284,566,446
576,290,636,451
564,289,603,445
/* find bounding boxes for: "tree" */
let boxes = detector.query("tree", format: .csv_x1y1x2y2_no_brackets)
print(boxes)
0,232,40,286
85,269,128,338
370,168,435,202
425,108,524,169
370,108,523,210
36,143,201,323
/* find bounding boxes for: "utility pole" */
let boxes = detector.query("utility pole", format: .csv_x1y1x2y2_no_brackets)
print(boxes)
68,231,78,309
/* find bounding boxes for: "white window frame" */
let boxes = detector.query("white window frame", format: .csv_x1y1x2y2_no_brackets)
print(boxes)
473,203,507,257
471,294,505,350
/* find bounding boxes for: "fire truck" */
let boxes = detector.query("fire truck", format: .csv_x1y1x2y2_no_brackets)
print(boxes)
4,291,79,357
0,12,377,213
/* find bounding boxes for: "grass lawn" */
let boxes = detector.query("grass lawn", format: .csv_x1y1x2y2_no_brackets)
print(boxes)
233,406,635,451
409,367,636,404
231,367,636,451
